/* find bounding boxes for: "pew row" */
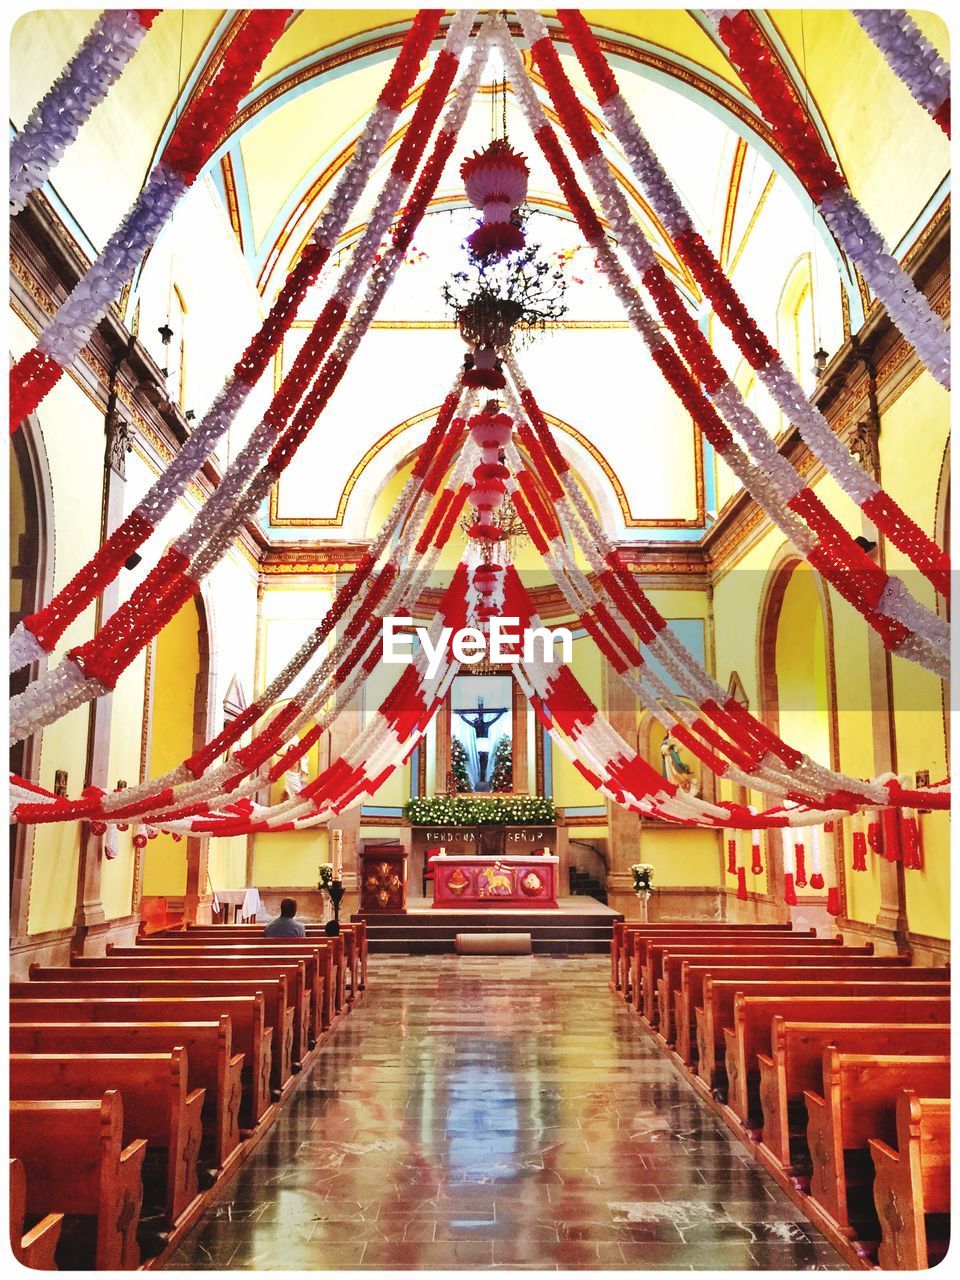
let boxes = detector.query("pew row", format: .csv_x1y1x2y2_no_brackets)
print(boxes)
10,1092,146,1270
694,972,951,1089
125,934,347,1019
11,977,293,1097
10,1018,243,1171
804,1051,950,1237
180,922,366,1001
621,924,810,1005
755,1019,950,1170
661,946,881,1048
48,958,311,1068
9,1158,63,1271
869,1091,950,1270
9,1050,205,1226
107,943,333,1038
10,995,273,1125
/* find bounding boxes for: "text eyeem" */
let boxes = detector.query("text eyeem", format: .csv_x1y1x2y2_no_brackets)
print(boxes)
382,617,574,678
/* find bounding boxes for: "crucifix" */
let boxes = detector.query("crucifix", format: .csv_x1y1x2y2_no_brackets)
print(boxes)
454,695,508,790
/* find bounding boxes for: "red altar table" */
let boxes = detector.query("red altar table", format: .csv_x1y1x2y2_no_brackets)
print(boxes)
429,854,559,909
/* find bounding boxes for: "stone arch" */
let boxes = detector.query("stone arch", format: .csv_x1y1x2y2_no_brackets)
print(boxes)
756,544,844,918
9,415,54,938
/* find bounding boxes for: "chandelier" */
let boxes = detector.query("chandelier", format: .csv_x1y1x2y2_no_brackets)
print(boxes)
443,236,568,352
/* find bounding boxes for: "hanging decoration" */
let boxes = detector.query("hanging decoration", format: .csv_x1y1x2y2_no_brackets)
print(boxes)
497,16,947,678
10,9,294,432
853,9,950,136
8,9,445,674
7,9,951,850
9,9,160,214
9,10,487,746
555,9,951,601
704,9,950,390
462,138,529,259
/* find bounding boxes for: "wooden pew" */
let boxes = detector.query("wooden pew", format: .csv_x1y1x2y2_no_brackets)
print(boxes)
870,1091,950,1270
659,944,876,1045
10,1049,205,1226
121,940,333,1036
184,923,365,1003
110,943,332,1040
9,1092,146,1270
55,957,311,1069
694,972,951,1091
727,993,953,1135
756,1019,950,1171
673,952,903,1061
620,924,803,1004
117,943,333,1037
10,1018,243,1171
805,1051,950,1236
133,933,347,1019
11,976,293,1096
627,927,821,1013
9,1157,63,1270
10,995,273,1125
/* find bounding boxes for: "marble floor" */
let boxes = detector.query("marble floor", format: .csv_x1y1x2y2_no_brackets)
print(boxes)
167,956,849,1271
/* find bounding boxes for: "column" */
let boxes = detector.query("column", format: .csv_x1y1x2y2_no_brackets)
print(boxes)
72,400,132,954
602,656,643,917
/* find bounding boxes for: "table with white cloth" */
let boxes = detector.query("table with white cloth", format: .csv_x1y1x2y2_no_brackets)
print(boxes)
211,887,266,922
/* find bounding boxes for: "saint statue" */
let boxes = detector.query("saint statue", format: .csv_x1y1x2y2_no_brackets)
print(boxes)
279,740,309,801
661,732,700,796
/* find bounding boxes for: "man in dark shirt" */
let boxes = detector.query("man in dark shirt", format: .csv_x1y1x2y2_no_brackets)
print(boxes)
263,897,306,938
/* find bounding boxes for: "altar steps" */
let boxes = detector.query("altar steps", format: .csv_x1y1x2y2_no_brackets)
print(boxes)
353,907,621,956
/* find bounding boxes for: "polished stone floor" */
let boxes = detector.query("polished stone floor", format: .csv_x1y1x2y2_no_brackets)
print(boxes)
167,956,848,1270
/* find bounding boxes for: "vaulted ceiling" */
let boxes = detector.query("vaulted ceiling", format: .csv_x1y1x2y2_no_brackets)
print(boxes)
10,9,950,546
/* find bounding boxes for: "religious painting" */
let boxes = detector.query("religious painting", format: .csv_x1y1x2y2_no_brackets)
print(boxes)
450,673,513,792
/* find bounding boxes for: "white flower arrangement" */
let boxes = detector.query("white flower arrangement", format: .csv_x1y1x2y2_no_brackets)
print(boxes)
630,862,654,893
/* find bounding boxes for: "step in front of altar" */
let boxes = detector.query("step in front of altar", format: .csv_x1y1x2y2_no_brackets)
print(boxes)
353,906,621,955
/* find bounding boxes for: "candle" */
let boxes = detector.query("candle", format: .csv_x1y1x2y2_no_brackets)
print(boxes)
439,845,446,857
334,829,343,878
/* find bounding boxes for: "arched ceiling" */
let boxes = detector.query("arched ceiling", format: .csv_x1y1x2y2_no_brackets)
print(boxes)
9,8,950,548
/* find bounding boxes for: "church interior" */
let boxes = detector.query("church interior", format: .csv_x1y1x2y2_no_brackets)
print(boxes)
6,5,951,1273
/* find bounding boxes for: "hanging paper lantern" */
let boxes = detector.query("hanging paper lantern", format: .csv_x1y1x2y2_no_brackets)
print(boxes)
468,519,505,542
469,461,508,511
826,886,841,916
461,138,529,260
736,866,748,901
463,345,506,389
469,410,514,451
133,832,148,849
783,872,798,906
89,819,107,836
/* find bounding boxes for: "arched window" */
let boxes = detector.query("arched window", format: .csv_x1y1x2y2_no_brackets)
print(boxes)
776,255,816,390
166,283,188,409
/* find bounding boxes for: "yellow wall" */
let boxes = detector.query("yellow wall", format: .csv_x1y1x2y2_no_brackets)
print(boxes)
253,828,330,888
143,601,200,896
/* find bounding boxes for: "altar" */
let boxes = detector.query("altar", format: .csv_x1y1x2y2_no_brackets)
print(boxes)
429,853,559,909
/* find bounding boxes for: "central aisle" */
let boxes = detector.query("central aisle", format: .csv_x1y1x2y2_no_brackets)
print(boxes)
168,957,848,1270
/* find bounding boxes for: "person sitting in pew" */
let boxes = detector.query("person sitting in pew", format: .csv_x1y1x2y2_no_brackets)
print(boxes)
263,897,305,939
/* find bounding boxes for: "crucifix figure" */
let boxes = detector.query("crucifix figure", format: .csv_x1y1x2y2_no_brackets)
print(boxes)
454,696,507,790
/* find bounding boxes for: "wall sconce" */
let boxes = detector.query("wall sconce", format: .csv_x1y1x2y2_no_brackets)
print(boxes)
54,769,68,796
158,322,173,378
124,552,142,571
854,535,878,556
812,346,829,379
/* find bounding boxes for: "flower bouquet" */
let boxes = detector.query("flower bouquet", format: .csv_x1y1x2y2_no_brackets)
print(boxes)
630,863,654,895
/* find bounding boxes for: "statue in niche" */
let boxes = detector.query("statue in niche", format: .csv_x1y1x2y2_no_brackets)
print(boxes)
661,732,700,797
279,741,308,801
